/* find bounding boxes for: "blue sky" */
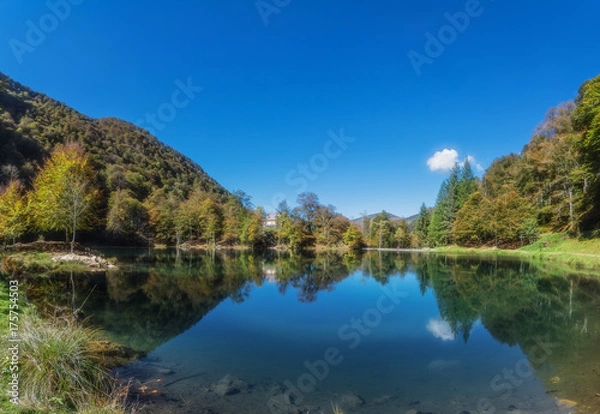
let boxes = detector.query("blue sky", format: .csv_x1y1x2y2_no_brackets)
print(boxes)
1,0,599,218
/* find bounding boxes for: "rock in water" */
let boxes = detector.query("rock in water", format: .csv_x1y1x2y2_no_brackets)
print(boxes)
372,395,394,405
210,375,248,396
556,399,577,409
339,393,365,409
266,395,303,414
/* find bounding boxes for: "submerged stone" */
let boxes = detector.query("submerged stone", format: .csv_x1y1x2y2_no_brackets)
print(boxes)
339,393,365,408
266,395,303,414
556,398,577,408
372,394,394,404
210,374,249,396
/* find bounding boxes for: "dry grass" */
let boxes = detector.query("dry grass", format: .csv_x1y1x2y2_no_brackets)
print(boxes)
18,313,129,413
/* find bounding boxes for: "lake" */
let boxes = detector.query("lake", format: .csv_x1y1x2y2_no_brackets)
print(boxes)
23,250,600,414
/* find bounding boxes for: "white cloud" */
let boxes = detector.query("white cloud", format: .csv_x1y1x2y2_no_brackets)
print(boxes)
427,149,459,172
427,149,484,173
426,318,456,341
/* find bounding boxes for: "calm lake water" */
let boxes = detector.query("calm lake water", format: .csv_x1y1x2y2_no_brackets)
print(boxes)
24,250,600,414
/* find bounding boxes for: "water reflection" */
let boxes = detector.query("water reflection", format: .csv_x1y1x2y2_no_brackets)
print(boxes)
21,250,600,413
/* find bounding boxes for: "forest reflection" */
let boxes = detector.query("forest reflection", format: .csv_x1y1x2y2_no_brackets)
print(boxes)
22,249,600,410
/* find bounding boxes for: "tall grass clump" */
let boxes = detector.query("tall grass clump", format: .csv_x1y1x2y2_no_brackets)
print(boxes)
19,313,127,412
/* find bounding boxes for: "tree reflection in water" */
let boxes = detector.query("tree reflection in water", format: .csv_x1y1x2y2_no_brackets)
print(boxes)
21,249,600,410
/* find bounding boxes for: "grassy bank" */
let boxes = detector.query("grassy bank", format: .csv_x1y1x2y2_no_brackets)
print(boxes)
0,278,131,413
434,234,600,277
0,252,90,276
0,244,116,277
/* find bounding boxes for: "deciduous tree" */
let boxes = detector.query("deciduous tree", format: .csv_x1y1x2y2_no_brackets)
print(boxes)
0,181,29,245
32,143,97,252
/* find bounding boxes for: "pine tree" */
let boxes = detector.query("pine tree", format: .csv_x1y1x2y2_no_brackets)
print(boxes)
414,203,431,247
428,166,460,246
457,158,479,208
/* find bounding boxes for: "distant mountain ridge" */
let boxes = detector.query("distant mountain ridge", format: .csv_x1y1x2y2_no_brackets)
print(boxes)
0,72,226,199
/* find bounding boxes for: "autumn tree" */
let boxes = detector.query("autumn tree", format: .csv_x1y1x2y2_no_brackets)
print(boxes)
369,212,396,248
0,181,30,245
314,204,337,246
107,189,149,241
276,211,302,250
572,74,600,164
453,188,538,247
241,207,265,247
145,189,182,245
32,143,97,252
572,74,600,231
453,191,495,246
294,192,320,233
482,154,522,199
343,224,365,250
329,214,351,246
493,187,537,246
176,191,208,243
394,219,412,248
221,194,246,246
198,198,224,247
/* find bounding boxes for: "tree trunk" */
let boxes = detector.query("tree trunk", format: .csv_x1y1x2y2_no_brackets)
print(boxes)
71,206,77,254
71,227,76,254
568,187,574,229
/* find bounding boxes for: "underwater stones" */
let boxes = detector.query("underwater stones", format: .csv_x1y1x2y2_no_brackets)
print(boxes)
265,383,304,414
209,375,249,397
372,394,394,405
154,367,175,376
338,393,365,409
266,395,303,414
87,340,145,369
556,398,577,409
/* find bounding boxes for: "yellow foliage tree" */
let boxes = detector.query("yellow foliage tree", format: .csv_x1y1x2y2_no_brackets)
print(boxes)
32,143,98,252
0,181,30,245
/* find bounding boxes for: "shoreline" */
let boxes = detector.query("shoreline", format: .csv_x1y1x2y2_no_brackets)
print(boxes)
432,245,600,277
4,237,600,278
0,242,117,276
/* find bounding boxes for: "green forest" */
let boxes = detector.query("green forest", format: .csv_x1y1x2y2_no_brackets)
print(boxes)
1,72,600,252
414,74,600,248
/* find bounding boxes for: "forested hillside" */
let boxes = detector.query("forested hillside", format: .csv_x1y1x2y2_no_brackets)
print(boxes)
2,72,599,251
415,74,600,248
0,73,361,250
0,73,252,246
0,73,225,197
